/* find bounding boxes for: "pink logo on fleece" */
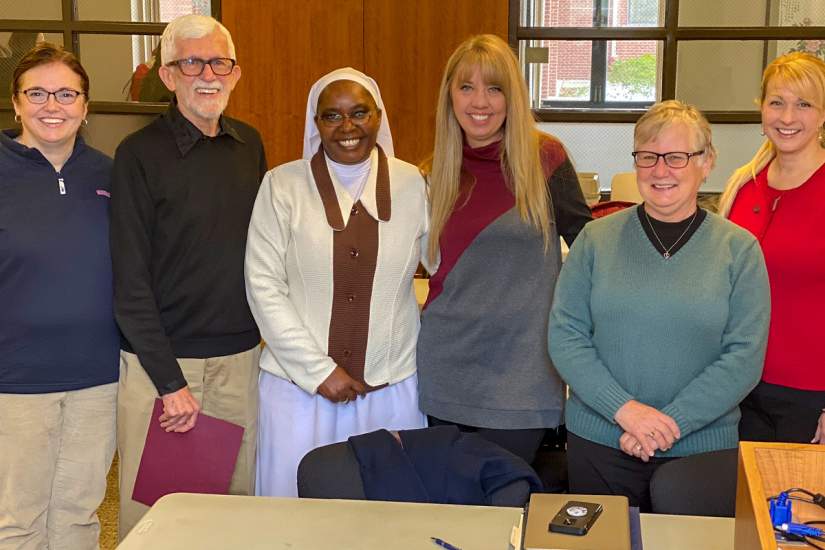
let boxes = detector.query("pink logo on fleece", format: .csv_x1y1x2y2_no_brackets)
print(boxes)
96,189,111,198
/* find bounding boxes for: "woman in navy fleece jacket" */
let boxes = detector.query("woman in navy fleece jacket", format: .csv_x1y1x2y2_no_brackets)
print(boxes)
0,44,118,549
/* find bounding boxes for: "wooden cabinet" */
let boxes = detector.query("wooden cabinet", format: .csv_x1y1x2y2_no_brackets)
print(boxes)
222,0,507,167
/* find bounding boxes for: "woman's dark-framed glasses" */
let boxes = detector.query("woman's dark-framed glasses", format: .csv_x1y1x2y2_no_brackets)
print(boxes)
167,57,236,77
20,88,84,105
632,150,705,169
317,110,376,128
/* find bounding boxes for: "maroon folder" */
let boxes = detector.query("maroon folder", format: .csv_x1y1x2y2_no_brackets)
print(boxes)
132,399,245,507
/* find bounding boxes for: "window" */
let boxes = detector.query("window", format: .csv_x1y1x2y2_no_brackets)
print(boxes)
520,0,663,112
0,0,218,115
514,0,825,122
523,38,660,109
627,0,658,27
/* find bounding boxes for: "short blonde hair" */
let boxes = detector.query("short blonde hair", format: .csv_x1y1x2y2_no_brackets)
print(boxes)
160,14,235,65
634,100,717,170
719,52,825,216
425,34,551,264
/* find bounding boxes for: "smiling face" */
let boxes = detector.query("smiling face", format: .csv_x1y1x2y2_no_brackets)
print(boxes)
636,122,711,222
314,80,381,165
158,29,240,136
761,79,825,159
450,65,507,148
13,61,87,153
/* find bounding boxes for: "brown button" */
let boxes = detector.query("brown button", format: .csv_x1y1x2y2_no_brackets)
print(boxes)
342,350,352,358
347,293,356,302
351,205,359,215
753,206,760,213
349,248,359,258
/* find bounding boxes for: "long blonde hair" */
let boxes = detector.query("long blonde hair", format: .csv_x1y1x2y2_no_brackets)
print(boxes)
424,34,550,265
718,52,825,216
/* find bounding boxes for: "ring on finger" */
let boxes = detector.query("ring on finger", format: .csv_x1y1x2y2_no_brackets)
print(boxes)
635,444,642,452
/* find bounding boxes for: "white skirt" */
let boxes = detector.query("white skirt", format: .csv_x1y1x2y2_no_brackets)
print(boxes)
255,370,427,497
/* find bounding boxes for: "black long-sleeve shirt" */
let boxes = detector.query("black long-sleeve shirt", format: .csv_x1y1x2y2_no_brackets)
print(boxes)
547,152,593,247
110,104,266,395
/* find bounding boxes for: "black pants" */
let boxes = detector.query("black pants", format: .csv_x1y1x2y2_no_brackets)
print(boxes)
566,432,674,512
427,416,546,465
739,381,825,443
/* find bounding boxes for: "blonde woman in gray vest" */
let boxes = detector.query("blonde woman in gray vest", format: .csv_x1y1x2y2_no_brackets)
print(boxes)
417,35,592,466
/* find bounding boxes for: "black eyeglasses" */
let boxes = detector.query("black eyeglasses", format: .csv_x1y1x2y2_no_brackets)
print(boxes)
317,110,377,128
166,57,236,77
632,150,705,169
19,87,85,105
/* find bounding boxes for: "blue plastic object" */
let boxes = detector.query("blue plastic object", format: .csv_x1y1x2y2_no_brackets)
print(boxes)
775,523,824,538
769,492,824,538
770,492,793,526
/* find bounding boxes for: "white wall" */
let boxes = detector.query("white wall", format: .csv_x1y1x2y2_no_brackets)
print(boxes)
678,0,767,26
539,122,765,193
0,0,61,19
84,113,156,157
676,41,764,111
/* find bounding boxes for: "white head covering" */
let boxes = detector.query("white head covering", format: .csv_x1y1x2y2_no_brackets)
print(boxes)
302,67,394,160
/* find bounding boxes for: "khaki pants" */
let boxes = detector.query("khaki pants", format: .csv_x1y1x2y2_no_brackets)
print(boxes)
0,383,117,550
116,347,259,541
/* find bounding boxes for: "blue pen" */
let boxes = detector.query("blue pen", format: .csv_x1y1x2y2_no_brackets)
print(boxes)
431,536,462,550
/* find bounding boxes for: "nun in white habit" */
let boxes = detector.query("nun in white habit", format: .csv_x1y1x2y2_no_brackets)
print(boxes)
245,67,430,497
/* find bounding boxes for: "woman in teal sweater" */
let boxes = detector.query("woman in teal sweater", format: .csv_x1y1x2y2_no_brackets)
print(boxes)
548,101,770,511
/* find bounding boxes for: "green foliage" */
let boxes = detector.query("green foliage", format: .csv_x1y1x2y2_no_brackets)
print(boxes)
559,84,589,98
608,54,656,95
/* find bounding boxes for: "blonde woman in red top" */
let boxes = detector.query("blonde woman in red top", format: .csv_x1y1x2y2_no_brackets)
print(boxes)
719,52,825,444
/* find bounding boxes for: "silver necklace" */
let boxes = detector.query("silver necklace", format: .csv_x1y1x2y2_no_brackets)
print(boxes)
644,208,698,259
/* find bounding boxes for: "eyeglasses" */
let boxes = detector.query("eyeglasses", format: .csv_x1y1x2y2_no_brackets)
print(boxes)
316,110,376,128
19,87,84,105
632,150,705,169
166,57,236,77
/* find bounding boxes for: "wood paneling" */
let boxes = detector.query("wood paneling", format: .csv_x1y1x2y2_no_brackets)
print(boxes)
364,0,508,165
221,0,508,168
222,0,365,166
735,442,825,550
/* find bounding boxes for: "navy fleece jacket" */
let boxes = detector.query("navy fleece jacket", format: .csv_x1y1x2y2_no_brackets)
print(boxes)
0,129,118,393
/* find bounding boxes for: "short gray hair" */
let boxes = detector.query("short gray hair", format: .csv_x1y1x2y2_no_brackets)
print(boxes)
634,100,717,170
160,14,235,65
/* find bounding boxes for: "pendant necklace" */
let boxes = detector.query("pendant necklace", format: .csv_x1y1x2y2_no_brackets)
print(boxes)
644,208,698,259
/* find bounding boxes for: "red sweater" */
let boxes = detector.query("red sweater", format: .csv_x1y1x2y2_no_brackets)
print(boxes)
728,162,825,390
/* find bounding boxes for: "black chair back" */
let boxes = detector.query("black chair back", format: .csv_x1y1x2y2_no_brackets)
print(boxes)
297,442,365,499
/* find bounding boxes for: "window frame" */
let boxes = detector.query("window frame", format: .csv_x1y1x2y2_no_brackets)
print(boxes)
0,0,221,115
523,0,658,110
526,37,659,110
509,0,825,123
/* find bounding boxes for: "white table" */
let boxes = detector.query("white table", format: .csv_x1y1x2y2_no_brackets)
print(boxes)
641,513,734,550
117,493,735,550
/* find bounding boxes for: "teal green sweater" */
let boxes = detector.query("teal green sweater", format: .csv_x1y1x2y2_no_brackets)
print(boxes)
548,208,770,457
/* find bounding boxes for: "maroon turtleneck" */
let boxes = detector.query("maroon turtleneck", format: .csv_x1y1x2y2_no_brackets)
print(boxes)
426,140,516,307
425,138,573,306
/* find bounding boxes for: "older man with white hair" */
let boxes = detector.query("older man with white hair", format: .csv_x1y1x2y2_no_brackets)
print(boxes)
110,14,266,539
